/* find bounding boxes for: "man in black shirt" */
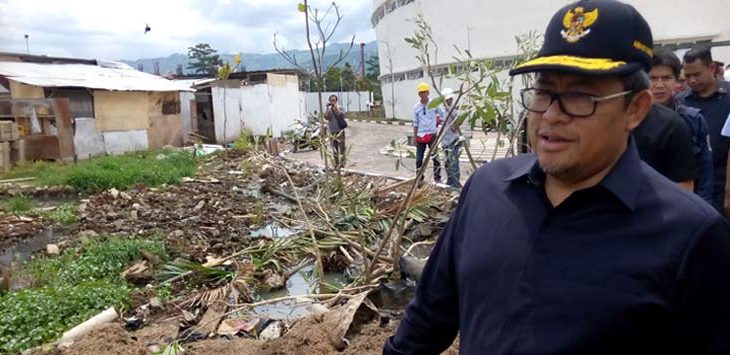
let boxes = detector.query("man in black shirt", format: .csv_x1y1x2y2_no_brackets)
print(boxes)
632,104,698,191
384,1,730,354
646,49,713,204
681,47,730,216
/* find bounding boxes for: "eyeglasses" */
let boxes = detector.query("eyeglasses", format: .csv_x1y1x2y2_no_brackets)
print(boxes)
520,88,634,118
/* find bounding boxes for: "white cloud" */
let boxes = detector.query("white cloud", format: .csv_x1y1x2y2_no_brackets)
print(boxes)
0,0,375,60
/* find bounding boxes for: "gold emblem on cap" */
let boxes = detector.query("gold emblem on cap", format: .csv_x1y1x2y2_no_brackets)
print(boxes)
561,7,599,43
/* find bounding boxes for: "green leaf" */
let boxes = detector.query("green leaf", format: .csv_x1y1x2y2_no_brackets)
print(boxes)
298,3,306,12
428,95,445,109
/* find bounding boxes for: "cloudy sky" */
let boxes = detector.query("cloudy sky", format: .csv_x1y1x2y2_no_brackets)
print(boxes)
0,0,375,61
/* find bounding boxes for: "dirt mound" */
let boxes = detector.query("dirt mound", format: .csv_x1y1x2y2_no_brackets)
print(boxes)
59,323,145,355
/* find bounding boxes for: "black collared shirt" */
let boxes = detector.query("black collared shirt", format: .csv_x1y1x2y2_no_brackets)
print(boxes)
384,141,730,355
632,104,699,183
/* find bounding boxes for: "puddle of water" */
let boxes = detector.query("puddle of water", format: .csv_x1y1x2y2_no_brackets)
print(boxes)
254,265,348,320
0,226,58,267
250,224,298,238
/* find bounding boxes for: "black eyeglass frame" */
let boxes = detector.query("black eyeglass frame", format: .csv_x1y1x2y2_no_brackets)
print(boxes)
519,88,634,118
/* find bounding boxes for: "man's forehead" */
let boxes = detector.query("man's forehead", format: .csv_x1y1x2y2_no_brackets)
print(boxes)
683,59,710,69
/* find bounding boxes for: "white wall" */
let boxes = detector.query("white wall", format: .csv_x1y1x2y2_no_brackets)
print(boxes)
74,117,106,159
211,86,245,144
302,91,373,114
374,0,730,119
212,73,301,141
266,73,301,137
240,84,270,136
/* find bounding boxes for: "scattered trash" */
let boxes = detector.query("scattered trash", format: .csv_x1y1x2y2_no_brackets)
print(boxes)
258,320,285,341
45,243,60,255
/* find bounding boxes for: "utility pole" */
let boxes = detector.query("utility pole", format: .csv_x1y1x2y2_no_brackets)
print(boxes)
360,43,366,78
24,34,29,54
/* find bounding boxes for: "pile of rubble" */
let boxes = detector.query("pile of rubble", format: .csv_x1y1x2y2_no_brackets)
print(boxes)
12,148,462,354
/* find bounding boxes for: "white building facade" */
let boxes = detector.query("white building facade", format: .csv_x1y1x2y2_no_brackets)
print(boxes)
372,0,730,119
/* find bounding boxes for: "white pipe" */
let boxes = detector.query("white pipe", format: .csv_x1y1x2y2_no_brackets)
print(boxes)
58,307,117,345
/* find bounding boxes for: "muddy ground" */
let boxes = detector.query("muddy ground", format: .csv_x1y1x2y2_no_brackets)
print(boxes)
3,148,460,354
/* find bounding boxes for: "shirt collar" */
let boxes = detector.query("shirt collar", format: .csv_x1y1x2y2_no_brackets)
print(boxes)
504,139,643,211
688,80,728,99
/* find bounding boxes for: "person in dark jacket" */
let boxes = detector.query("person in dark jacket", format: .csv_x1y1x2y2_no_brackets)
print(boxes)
680,47,730,216
383,1,730,354
647,49,713,204
326,94,347,169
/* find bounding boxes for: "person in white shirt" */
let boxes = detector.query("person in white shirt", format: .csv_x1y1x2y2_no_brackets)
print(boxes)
413,82,444,182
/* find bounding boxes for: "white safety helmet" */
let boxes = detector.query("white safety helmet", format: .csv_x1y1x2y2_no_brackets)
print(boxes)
442,88,455,101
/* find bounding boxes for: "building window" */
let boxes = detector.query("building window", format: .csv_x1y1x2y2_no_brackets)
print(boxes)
394,73,406,82
47,88,94,118
371,7,385,27
161,93,181,115
385,0,397,14
406,70,424,80
397,0,414,6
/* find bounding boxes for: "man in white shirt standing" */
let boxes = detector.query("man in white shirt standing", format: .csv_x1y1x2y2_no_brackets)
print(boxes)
413,82,443,183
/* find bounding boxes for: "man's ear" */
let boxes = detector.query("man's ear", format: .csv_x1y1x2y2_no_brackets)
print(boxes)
626,89,653,131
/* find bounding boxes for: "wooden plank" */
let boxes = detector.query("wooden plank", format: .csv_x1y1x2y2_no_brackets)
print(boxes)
52,98,75,159
0,121,19,141
189,100,197,137
0,142,10,173
11,139,25,164
24,135,60,161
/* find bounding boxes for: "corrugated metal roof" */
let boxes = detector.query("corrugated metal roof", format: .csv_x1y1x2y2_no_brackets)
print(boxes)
0,61,193,92
173,78,216,89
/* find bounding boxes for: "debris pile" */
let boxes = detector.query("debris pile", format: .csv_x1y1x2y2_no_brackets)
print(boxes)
15,148,461,354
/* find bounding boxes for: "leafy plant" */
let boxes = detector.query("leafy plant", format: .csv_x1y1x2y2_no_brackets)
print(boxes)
26,237,168,287
154,283,173,302
160,259,235,285
3,195,33,214
157,341,184,355
0,236,166,353
36,203,77,224
62,149,197,193
0,280,129,354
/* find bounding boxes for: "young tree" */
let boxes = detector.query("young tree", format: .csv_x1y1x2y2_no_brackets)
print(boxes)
187,43,223,75
273,0,355,173
273,0,355,292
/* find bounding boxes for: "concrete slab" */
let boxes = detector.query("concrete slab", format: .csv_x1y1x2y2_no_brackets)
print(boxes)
73,117,106,159
103,130,148,155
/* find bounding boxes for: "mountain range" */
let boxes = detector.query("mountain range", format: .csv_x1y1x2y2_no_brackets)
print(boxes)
121,41,378,75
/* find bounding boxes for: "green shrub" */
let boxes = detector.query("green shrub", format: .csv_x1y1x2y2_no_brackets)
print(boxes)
37,203,77,225
0,150,197,193
0,236,169,353
3,196,33,214
26,237,168,287
62,150,196,193
0,280,129,354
